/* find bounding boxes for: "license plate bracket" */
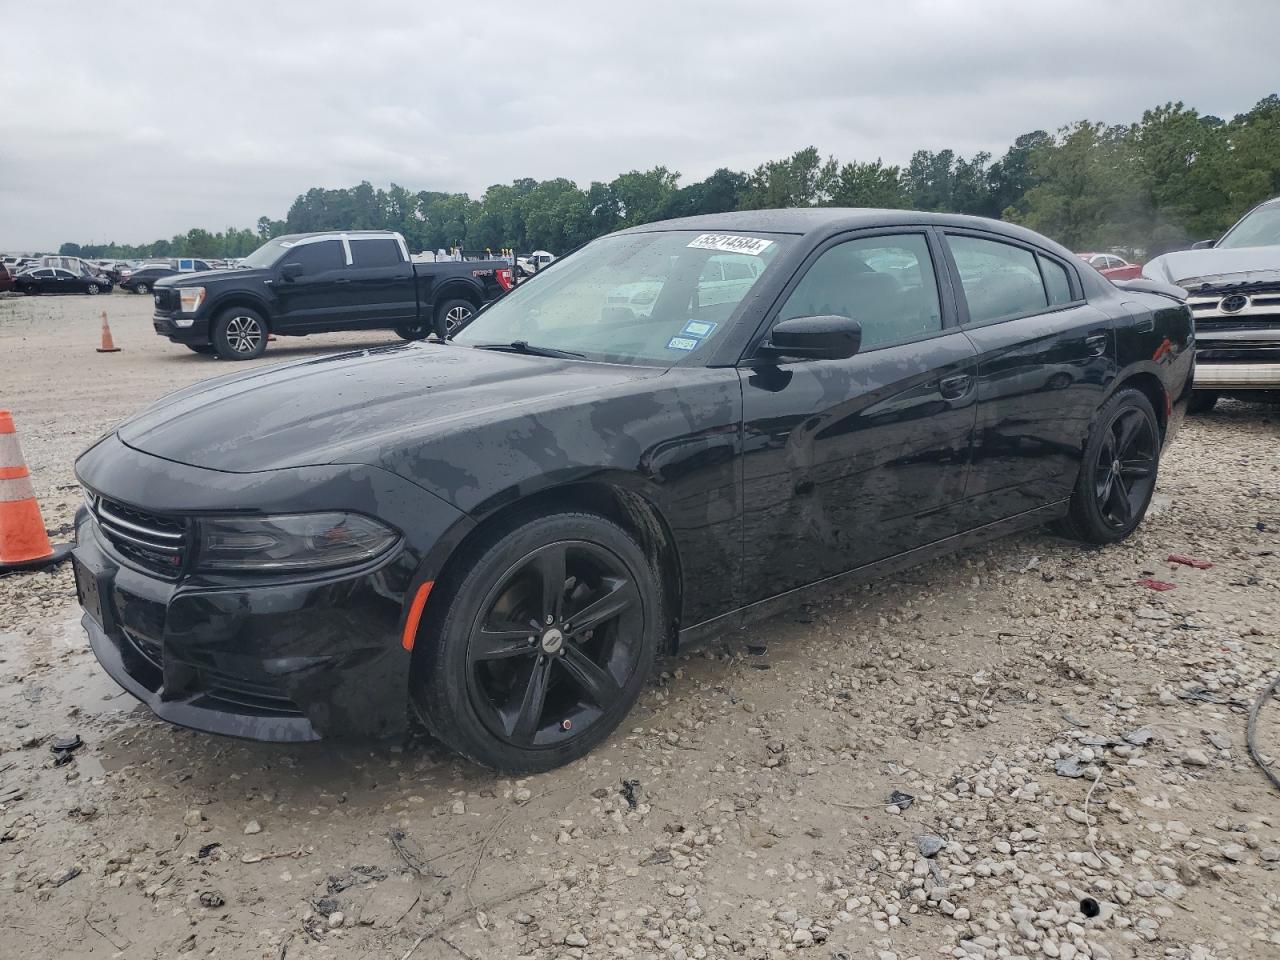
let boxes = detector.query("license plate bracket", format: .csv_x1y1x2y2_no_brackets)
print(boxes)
72,557,114,633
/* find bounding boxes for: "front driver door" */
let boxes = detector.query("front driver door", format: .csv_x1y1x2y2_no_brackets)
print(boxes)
738,230,978,602
272,238,353,331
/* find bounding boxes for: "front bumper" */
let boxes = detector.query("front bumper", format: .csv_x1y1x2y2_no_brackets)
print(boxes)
153,309,211,344
1194,363,1280,389
72,434,473,741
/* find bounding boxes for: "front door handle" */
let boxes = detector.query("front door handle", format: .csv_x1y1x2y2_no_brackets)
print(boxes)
938,373,973,400
1085,333,1108,356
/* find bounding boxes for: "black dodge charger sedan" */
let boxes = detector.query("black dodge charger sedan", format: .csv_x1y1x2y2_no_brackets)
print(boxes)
73,209,1194,772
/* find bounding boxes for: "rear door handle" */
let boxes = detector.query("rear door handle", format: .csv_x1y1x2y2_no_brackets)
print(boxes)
1085,333,1108,356
939,373,973,400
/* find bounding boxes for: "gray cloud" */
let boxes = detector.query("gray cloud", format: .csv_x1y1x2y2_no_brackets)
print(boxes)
2,0,1277,249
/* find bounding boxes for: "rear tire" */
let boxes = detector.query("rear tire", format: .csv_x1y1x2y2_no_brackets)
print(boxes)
395,321,431,341
1187,391,1218,414
86,283,99,295
134,282,149,294
433,298,476,341
410,511,662,773
212,307,268,360
1055,388,1160,544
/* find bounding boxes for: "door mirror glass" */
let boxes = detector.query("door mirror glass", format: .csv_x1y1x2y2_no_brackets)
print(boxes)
1190,238,1217,250
280,262,304,281
761,315,862,361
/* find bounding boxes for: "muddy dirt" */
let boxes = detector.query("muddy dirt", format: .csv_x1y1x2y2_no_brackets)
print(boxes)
1,291,1278,959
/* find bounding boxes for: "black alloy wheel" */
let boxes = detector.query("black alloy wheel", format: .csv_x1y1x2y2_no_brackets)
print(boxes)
411,512,661,772
134,282,149,294
467,541,642,748
1056,388,1160,544
86,282,99,295
394,320,431,341
1092,405,1158,530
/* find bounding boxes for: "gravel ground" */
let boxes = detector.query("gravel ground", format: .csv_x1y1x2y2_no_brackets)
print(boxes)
1,291,1278,960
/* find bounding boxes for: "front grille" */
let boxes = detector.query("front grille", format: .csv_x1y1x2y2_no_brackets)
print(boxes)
89,494,189,579
122,626,163,669
153,288,177,310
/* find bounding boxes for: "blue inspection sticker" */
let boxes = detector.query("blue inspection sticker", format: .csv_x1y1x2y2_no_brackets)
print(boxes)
667,336,699,351
682,319,717,338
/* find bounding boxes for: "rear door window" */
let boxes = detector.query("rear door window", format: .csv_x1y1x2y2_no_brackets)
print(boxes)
947,235,1049,326
1040,256,1075,305
350,238,404,268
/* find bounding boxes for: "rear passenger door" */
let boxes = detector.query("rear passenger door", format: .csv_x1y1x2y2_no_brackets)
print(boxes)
347,237,416,326
941,231,1115,525
272,238,352,330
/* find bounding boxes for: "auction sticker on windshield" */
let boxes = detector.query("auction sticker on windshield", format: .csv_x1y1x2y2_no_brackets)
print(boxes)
687,234,773,256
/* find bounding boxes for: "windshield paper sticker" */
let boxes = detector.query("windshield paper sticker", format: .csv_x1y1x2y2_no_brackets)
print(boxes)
687,234,773,256
667,336,699,351
682,320,717,338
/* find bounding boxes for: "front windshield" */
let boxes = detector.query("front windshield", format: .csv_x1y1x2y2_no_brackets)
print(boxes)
240,238,292,269
1219,203,1280,249
453,230,791,365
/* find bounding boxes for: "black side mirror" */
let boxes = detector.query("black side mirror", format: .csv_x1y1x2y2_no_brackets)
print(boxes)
280,262,304,281
759,315,862,361
1190,238,1217,250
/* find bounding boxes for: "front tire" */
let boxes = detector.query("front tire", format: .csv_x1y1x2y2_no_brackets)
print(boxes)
86,283,99,295
1056,388,1160,544
212,307,268,360
411,511,662,773
1186,391,1218,414
433,298,475,341
134,282,149,295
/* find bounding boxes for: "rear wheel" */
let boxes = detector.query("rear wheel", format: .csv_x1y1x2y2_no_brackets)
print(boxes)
395,321,431,341
1187,391,1218,414
410,511,662,773
86,283,100,295
433,298,475,341
1056,388,1160,544
134,282,149,295
212,307,268,360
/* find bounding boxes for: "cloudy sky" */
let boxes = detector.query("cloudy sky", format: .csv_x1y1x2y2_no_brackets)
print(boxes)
2,0,1278,250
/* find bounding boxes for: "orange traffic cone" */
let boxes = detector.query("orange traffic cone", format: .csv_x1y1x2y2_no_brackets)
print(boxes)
0,411,72,572
96,311,121,353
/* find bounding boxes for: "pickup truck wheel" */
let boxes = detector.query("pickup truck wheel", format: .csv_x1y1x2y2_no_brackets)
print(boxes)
134,282,149,295
434,298,475,340
212,308,268,360
395,321,431,342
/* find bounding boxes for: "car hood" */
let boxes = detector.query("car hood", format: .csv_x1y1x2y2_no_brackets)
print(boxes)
1143,246,1280,289
115,342,661,473
156,268,269,288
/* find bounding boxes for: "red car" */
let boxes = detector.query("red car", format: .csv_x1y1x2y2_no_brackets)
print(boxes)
1077,252,1143,281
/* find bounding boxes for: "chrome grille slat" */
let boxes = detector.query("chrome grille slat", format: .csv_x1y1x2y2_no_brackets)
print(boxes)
88,494,189,579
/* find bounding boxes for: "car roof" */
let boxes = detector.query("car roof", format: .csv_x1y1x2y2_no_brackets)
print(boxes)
272,230,400,243
619,208,1078,258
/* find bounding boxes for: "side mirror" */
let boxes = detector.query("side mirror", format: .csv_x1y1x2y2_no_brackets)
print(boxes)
280,262,304,281
1190,238,1217,250
759,315,862,361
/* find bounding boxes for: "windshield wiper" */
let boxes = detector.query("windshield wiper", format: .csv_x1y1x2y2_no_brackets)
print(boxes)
472,340,586,359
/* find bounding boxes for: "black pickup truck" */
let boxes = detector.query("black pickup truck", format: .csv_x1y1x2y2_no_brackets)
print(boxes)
152,231,512,359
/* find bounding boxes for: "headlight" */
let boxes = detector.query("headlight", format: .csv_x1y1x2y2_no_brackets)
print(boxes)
196,512,399,571
178,286,207,313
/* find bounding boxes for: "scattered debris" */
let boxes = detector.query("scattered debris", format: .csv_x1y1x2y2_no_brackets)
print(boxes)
620,779,641,810
243,819,262,835
196,842,221,859
198,890,225,909
1055,758,1085,779
1079,897,1101,918
917,835,945,858
1247,674,1280,794
51,866,81,887
1137,578,1176,591
1124,726,1157,746
886,790,914,811
745,644,767,656
1167,554,1212,569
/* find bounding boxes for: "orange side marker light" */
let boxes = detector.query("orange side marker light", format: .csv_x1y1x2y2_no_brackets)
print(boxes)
401,581,434,651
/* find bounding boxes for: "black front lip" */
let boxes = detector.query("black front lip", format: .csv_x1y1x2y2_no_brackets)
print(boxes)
153,310,210,343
